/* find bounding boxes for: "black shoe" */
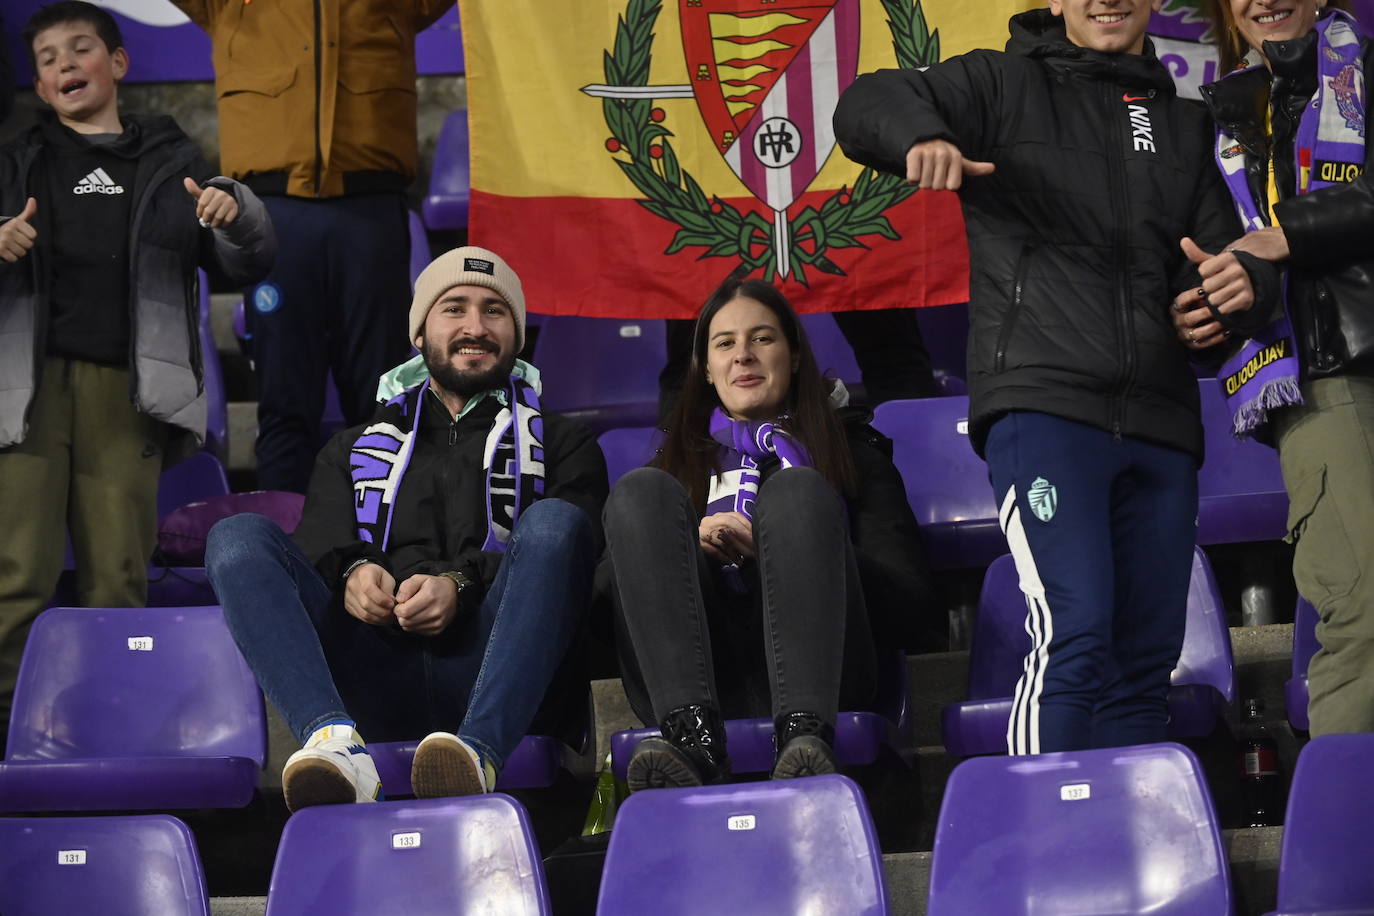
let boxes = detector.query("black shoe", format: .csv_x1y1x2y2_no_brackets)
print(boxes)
771,712,837,780
626,704,730,792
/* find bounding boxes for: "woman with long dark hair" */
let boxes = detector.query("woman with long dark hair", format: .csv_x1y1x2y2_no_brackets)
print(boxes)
602,278,935,790
1175,0,1374,734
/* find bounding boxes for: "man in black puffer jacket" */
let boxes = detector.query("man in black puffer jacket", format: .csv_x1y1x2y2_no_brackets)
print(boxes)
835,1,1275,755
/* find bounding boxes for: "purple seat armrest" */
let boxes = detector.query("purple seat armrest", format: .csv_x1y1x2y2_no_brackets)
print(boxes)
0,757,259,812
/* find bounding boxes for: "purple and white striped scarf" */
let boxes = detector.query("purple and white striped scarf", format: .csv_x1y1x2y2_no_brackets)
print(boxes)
349,378,545,552
704,408,812,520
1214,10,1366,436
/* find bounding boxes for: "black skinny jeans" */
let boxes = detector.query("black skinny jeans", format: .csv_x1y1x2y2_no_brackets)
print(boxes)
603,466,877,728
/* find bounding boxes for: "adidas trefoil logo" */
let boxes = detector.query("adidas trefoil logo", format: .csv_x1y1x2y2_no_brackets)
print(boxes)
73,167,124,195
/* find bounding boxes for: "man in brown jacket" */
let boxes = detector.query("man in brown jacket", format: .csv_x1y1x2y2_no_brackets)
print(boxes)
173,0,454,492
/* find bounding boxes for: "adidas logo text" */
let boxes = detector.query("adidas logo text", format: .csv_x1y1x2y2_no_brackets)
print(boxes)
73,168,124,195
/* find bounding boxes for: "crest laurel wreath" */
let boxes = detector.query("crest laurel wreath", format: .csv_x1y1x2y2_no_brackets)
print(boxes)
600,0,941,285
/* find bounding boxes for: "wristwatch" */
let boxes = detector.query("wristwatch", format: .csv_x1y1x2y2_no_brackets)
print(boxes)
439,570,481,608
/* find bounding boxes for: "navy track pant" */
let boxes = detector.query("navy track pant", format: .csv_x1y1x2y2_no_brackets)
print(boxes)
246,192,412,493
984,411,1198,754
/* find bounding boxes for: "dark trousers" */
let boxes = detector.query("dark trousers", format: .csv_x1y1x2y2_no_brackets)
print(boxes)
984,412,1198,755
247,193,412,492
659,308,936,416
603,466,876,728
205,500,595,769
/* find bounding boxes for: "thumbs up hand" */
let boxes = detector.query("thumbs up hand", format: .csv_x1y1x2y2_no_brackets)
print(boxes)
0,197,38,263
184,177,239,229
1171,236,1255,350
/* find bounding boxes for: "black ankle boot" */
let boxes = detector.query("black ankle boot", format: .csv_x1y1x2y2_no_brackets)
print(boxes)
771,711,837,780
626,704,731,792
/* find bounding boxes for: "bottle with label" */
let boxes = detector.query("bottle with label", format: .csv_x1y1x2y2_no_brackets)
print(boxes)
1237,697,1282,827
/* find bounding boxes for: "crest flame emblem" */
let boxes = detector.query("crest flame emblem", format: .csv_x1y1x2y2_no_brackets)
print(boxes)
582,0,940,284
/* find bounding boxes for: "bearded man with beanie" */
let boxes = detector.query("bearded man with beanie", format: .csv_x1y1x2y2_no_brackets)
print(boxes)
204,246,607,809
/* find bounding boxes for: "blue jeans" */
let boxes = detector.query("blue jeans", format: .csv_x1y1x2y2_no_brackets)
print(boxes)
984,412,1198,754
205,498,595,770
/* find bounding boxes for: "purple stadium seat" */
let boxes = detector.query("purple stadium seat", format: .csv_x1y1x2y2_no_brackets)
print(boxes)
368,690,593,793
598,774,889,915
800,313,863,386
609,650,911,783
1285,596,1320,732
407,209,430,284
928,743,1231,915
0,815,210,916
369,735,575,794
1197,377,1289,544
596,426,663,486
157,450,231,520
0,605,266,812
870,395,1001,571
198,269,228,462
1270,734,1374,916
533,317,665,431
423,109,471,231
914,302,969,381
265,795,550,915
941,547,1235,758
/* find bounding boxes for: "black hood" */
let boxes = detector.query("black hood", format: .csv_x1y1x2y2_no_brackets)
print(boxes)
1006,8,1175,94
36,110,188,159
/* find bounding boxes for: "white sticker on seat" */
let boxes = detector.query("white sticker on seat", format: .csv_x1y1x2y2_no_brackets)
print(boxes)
727,815,756,831
127,637,154,651
57,849,87,865
619,324,642,338
956,420,969,435
392,832,422,849
1060,784,1091,801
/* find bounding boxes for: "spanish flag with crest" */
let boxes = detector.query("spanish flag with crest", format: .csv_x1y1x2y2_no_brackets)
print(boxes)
460,0,1039,318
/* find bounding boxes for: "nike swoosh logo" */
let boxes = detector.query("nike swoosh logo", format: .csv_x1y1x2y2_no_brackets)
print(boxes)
1123,94,1150,102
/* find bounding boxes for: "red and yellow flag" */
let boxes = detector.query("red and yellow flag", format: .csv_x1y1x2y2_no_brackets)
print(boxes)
461,0,1038,318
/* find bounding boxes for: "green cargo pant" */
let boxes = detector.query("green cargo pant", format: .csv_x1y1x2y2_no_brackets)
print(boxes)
0,358,167,739
1275,375,1374,736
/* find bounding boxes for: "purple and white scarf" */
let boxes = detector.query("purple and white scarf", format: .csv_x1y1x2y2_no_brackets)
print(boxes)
704,408,812,520
349,378,545,552
1214,9,1366,436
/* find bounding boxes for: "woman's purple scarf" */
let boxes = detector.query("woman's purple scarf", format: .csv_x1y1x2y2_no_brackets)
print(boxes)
704,408,812,520
1213,10,1366,436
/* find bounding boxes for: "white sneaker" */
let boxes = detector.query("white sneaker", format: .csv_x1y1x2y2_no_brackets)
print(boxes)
282,724,383,812
411,731,495,797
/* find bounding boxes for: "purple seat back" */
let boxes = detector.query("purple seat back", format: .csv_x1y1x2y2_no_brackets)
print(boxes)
158,492,307,566
598,775,888,915
1275,733,1374,914
1286,597,1320,731
1197,378,1289,544
799,313,862,386
0,815,209,916
870,396,1001,570
1292,596,1319,679
422,110,471,231
197,269,228,461
265,795,550,915
915,302,969,380
157,450,230,520
967,548,1235,702
408,209,429,287
533,317,665,429
597,426,663,486
928,743,1231,915
6,606,266,766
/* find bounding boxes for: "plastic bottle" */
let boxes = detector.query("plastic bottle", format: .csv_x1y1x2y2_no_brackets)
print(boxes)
1238,698,1281,827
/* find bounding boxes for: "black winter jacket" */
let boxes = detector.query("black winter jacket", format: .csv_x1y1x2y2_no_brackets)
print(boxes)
293,387,608,608
0,112,275,455
1201,27,1374,382
835,10,1273,460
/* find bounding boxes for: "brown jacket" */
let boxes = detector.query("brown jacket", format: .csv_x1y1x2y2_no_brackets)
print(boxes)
174,0,453,198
